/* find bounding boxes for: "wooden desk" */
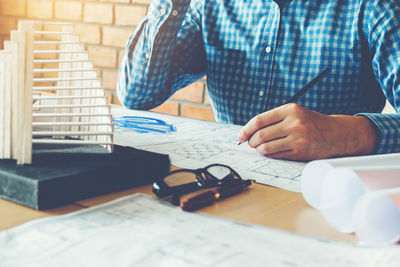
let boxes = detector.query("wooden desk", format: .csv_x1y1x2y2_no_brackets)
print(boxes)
0,181,357,243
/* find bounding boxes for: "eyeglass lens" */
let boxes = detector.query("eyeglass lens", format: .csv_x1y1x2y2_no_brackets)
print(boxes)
164,171,198,187
163,165,237,188
206,165,234,180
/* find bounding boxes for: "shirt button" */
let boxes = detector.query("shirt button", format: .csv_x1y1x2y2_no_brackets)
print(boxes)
171,10,178,16
265,46,272,53
145,53,151,59
159,8,166,16
259,91,264,97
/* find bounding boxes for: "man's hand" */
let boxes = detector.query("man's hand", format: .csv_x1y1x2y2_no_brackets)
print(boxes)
237,103,379,161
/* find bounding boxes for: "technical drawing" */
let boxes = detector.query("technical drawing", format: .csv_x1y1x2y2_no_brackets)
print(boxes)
172,143,226,161
112,108,307,192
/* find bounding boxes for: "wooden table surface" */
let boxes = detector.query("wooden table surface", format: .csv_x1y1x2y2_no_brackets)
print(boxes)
0,180,357,243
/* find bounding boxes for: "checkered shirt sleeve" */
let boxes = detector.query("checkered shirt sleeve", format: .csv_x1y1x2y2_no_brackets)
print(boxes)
354,0,400,153
117,0,205,110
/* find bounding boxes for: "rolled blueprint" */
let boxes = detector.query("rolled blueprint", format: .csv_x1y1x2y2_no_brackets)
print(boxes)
320,167,400,233
353,188,400,245
301,153,400,210
301,160,335,209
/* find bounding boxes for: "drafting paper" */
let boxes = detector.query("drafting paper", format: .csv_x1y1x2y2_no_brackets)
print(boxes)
320,154,400,168
320,167,400,233
301,155,400,209
301,156,400,234
1,194,399,267
353,188,400,245
319,168,366,233
112,108,306,192
301,161,335,209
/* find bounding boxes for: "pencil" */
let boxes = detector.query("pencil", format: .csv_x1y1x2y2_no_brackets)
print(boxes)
238,67,331,145
283,67,331,104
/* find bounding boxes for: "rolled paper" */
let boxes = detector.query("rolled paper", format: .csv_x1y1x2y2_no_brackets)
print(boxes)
301,161,334,209
319,167,400,233
353,189,400,245
319,168,365,233
352,168,400,191
301,153,400,210
320,153,400,168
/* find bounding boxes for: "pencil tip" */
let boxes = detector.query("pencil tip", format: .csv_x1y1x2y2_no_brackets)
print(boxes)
237,142,241,146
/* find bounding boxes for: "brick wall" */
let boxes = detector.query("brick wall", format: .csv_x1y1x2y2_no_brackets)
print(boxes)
0,0,215,121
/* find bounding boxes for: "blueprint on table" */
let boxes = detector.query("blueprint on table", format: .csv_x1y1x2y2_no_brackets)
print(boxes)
0,194,398,267
113,108,306,192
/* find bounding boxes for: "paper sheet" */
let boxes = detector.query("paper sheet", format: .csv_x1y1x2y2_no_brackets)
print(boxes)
112,108,305,192
353,188,400,245
319,153,400,169
301,155,400,210
1,194,399,267
301,157,400,235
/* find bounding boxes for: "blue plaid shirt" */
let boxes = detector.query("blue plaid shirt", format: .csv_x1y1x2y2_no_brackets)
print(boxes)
118,0,400,154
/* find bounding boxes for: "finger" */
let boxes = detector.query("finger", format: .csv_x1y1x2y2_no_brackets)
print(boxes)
268,150,312,161
247,121,287,148
267,150,297,160
254,137,291,155
237,107,286,143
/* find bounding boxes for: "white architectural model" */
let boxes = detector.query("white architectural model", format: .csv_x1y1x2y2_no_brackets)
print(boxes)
0,21,113,165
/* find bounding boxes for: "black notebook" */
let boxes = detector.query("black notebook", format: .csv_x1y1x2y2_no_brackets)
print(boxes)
0,144,170,210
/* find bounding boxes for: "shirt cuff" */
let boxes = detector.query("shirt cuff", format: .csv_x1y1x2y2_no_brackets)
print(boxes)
357,113,400,154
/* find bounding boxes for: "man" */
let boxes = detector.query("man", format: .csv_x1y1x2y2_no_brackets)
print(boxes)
117,0,400,161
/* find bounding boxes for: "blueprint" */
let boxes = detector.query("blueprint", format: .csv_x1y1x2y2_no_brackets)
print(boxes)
0,194,398,267
112,108,305,192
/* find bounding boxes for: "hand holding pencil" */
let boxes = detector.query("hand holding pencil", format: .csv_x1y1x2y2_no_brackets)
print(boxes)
237,67,378,161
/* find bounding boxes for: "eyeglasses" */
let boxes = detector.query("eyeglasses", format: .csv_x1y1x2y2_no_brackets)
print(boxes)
152,164,243,204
